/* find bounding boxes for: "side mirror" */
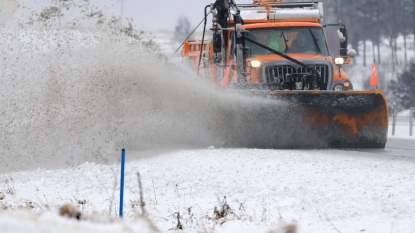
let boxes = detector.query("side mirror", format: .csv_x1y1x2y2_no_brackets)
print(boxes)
337,30,346,43
339,26,348,56
347,49,356,58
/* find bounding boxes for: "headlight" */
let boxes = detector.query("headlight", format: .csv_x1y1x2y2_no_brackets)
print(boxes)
343,81,351,89
334,84,343,91
334,57,344,65
250,60,261,68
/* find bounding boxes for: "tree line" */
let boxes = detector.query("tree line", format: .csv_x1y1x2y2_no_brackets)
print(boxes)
325,0,415,69
324,0,415,109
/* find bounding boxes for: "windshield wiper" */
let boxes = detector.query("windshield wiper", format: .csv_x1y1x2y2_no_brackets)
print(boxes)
242,35,321,80
308,29,321,53
280,31,289,53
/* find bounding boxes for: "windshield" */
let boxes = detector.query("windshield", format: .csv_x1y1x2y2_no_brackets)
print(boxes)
244,27,329,57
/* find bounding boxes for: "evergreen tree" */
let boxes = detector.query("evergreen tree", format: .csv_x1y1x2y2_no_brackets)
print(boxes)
388,62,415,109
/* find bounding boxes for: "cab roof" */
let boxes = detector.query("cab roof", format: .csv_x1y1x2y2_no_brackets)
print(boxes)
242,22,323,30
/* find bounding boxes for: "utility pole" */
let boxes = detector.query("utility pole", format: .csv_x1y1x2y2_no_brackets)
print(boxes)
413,0,415,58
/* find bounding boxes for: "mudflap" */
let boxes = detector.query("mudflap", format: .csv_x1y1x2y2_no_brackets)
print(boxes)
266,90,389,149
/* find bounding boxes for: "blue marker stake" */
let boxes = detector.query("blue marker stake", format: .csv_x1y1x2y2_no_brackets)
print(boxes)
119,149,125,218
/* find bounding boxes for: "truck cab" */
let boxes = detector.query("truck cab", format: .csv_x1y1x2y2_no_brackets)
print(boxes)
183,0,356,92
237,22,351,91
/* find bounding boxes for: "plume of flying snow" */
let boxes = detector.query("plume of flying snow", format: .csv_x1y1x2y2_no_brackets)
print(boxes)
0,0,19,26
0,0,319,173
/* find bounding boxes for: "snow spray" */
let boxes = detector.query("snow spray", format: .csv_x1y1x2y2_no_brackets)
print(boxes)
0,0,317,173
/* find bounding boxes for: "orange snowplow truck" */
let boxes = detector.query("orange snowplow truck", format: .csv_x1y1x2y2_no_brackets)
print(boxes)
182,0,388,148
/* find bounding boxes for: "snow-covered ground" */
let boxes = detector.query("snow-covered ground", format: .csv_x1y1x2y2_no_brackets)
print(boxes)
388,116,415,140
1,121,414,233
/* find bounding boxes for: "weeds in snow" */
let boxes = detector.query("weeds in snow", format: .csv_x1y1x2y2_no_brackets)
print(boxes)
136,172,146,215
24,201,35,210
6,186,15,195
173,211,183,230
130,199,142,210
74,197,87,212
107,165,119,217
174,184,179,197
0,191,6,210
277,208,286,224
152,178,158,205
213,196,231,220
1,176,16,196
213,195,241,222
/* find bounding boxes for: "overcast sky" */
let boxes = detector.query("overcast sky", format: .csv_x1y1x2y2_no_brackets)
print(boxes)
92,0,253,32
14,0,252,31
16,0,307,32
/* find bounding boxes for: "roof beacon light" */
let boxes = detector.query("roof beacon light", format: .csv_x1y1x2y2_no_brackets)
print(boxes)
254,0,282,4
237,1,324,22
269,9,320,20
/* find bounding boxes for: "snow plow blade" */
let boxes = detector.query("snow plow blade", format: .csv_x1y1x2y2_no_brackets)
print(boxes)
265,90,389,149
214,90,388,149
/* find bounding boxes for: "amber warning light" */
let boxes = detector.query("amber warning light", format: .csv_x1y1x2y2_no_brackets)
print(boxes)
254,0,282,4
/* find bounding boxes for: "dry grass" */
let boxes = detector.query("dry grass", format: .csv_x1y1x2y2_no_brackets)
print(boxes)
59,203,82,220
25,201,35,210
1,177,16,196
213,196,231,220
268,224,297,233
5,187,15,195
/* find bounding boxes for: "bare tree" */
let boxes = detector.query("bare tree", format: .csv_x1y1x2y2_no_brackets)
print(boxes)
174,16,192,43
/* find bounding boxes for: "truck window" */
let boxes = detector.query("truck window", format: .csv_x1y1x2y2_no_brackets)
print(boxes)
242,27,329,57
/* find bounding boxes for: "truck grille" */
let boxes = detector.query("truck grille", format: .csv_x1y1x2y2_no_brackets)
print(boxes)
265,64,329,88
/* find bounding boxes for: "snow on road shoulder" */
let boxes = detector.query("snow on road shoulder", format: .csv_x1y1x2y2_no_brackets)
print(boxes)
0,209,159,233
387,120,415,140
1,148,415,233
